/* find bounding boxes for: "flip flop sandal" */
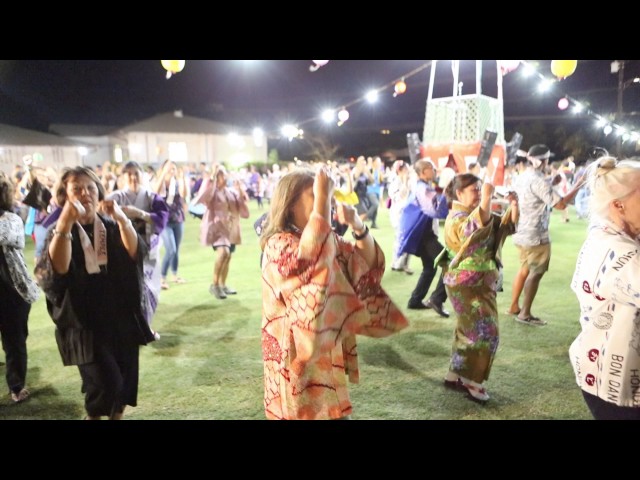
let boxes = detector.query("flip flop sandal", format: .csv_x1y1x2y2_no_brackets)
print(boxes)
515,315,547,326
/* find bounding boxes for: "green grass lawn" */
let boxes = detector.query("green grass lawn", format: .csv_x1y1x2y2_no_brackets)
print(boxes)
0,201,593,420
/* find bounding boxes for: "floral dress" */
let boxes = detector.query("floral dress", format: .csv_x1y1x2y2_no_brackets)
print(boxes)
261,212,408,419
441,202,516,383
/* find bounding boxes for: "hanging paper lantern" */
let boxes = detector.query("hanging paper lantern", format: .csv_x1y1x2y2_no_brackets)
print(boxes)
161,60,186,79
393,79,407,97
551,60,577,80
337,108,349,126
557,97,570,110
309,60,329,72
498,60,520,76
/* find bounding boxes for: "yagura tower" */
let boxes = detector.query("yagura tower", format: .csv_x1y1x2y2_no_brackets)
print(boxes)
421,60,508,184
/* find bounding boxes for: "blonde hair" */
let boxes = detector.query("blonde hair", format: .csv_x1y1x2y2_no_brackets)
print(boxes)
588,156,640,221
259,169,315,250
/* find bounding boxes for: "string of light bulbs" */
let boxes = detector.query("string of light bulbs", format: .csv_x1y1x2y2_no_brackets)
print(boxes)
518,60,640,144
279,61,434,139
280,60,640,147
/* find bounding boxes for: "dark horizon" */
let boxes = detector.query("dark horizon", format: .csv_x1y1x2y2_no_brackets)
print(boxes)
1,60,638,160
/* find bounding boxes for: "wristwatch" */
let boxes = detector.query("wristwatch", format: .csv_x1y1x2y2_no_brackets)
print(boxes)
352,225,369,240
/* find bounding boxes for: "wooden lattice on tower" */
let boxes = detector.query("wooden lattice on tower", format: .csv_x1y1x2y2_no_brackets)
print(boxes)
420,60,506,185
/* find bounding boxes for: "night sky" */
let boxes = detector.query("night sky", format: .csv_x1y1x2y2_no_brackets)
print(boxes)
1,60,638,159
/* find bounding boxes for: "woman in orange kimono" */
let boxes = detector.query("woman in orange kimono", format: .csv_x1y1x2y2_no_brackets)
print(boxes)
259,166,408,420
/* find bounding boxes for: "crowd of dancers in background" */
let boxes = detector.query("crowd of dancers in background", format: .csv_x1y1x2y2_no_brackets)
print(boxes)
2,146,637,420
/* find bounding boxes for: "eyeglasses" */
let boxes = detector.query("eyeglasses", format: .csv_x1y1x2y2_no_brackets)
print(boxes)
68,183,98,196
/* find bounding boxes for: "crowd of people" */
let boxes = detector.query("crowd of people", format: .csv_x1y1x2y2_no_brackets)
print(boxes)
0,147,636,420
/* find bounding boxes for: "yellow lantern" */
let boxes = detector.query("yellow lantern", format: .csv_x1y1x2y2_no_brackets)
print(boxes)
161,60,186,79
551,60,577,80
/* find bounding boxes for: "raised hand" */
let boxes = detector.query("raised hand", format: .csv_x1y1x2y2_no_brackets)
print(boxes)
101,199,128,224
481,182,495,203
335,201,361,229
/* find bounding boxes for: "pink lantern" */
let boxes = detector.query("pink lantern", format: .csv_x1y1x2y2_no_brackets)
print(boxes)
309,60,330,72
558,97,570,110
498,60,520,76
337,108,349,125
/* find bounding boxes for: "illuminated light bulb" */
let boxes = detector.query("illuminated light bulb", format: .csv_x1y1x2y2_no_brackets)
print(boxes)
365,90,378,103
558,98,570,110
321,109,335,123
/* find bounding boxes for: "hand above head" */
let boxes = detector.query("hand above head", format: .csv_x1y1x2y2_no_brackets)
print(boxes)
313,166,335,221
314,166,335,200
481,182,495,202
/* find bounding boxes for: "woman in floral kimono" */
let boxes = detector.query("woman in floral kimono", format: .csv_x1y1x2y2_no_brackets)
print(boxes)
441,173,519,402
107,161,169,339
259,166,408,420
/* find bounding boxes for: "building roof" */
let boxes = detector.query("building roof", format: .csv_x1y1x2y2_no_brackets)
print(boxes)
118,112,245,135
0,124,84,146
49,124,119,137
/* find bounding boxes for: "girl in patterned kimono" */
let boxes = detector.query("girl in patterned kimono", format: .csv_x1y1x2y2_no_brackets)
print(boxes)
107,161,169,339
259,166,408,420
441,173,519,402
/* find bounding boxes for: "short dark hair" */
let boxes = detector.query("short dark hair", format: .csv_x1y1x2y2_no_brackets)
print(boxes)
55,166,105,206
445,173,480,205
122,161,143,175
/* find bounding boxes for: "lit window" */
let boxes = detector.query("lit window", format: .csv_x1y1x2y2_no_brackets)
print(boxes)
168,142,188,163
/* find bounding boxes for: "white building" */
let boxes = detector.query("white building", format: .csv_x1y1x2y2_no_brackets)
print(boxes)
0,123,90,172
1,111,268,174
113,111,267,168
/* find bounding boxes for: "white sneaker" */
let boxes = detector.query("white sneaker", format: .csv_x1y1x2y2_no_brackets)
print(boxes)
209,284,227,299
